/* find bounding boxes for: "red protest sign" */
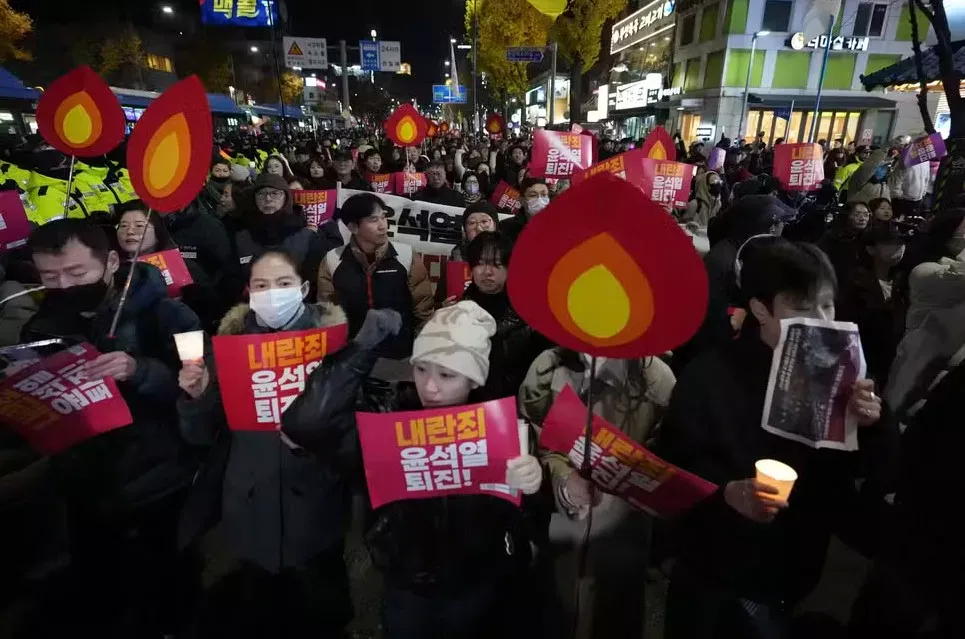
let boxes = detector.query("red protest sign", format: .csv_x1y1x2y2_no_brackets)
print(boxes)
139,249,193,297
291,189,337,228
393,172,427,196
540,385,716,518
0,344,133,455
366,173,395,194
773,143,824,191
490,180,522,213
571,149,647,188
212,324,349,431
640,159,693,208
446,260,471,298
357,397,522,509
529,129,594,178
0,191,33,251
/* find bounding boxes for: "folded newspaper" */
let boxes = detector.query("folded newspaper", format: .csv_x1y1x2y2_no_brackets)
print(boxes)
761,318,866,451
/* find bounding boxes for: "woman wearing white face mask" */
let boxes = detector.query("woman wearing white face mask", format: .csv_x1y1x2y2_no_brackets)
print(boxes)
500,177,550,244
283,301,546,639
177,249,402,639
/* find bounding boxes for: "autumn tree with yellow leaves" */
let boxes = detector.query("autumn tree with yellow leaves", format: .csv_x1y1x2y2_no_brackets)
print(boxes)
552,0,627,121
466,0,550,102
0,0,33,63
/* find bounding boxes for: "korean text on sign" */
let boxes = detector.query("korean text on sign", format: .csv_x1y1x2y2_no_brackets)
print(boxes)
291,189,336,228
539,386,716,518
357,397,523,508
138,249,193,297
530,130,593,178
367,173,394,194
211,324,349,431
902,133,947,168
489,181,522,213
0,344,133,454
393,172,427,196
445,260,471,298
572,149,648,188
641,159,692,208
774,143,824,192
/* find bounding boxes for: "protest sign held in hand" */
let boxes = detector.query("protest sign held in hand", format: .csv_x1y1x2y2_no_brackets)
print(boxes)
366,173,394,194
446,260,471,298
211,324,349,431
0,343,133,454
357,397,523,509
540,385,716,518
393,172,427,196
0,191,32,251
640,159,693,209
529,129,594,178
139,249,194,297
762,318,865,451
773,143,824,191
490,181,522,213
571,149,647,189
291,189,337,229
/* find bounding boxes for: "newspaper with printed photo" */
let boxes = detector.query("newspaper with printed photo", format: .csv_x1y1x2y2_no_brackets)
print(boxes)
761,318,865,451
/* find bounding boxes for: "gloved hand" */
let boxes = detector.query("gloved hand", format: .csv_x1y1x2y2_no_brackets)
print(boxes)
354,308,403,349
506,454,543,495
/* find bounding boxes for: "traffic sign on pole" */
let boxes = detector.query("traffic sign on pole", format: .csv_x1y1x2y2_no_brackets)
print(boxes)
284,36,328,69
505,47,545,63
360,40,380,71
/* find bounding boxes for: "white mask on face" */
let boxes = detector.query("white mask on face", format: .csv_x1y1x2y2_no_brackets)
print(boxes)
249,287,305,329
526,196,550,214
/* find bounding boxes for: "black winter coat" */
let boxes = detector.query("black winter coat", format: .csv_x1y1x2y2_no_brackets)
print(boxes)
178,302,370,572
656,325,899,606
164,202,240,306
21,263,202,515
411,185,466,207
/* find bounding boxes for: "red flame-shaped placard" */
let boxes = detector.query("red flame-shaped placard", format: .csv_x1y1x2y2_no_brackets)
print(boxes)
426,119,439,138
640,125,676,161
36,66,125,158
485,113,506,136
507,173,707,358
126,76,212,214
384,104,428,147
439,121,450,134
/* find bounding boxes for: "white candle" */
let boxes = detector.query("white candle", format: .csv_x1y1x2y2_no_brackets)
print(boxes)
173,331,205,363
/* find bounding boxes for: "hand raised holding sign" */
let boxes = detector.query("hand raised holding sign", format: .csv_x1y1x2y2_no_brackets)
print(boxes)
83,351,138,382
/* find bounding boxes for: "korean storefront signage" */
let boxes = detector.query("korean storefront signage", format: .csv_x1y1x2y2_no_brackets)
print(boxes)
790,32,869,52
611,0,676,54
612,75,681,111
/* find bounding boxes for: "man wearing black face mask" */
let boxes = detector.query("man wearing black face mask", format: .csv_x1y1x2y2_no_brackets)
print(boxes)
21,220,203,637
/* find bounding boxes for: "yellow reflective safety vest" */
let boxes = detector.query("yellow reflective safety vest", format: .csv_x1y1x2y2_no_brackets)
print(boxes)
0,161,31,191
25,184,86,225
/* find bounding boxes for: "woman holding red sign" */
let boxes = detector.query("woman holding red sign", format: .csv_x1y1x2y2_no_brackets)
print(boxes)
282,301,547,639
177,250,403,639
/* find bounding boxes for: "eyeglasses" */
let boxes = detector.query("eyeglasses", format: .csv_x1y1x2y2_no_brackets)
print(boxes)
118,222,148,232
256,189,286,201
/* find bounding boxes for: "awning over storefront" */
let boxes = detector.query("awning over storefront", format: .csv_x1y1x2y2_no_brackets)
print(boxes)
745,94,897,110
112,89,155,108
207,93,244,115
0,66,40,101
860,40,965,90
251,103,303,118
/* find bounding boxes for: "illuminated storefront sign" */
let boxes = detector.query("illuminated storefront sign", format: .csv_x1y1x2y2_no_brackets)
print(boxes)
790,32,869,52
611,0,676,54
612,74,681,111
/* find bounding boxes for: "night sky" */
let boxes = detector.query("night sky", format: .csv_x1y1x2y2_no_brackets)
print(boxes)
14,0,466,104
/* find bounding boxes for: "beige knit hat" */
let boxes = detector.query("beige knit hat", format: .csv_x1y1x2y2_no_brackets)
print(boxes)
410,301,497,386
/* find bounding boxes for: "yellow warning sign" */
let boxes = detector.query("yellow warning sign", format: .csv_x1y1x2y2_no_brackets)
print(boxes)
288,41,304,56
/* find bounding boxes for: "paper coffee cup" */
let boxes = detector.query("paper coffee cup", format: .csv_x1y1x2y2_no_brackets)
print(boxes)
173,331,205,363
518,420,530,455
755,459,798,502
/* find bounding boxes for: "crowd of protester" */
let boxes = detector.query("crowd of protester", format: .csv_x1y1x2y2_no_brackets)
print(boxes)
0,122,962,639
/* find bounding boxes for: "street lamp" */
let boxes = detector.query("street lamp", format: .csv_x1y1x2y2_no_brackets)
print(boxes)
444,60,450,67
161,5,174,14
371,29,378,39
738,31,770,142
250,46,259,53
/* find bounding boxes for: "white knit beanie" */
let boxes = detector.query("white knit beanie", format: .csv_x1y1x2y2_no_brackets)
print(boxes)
230,163,250,183
410,301,497,387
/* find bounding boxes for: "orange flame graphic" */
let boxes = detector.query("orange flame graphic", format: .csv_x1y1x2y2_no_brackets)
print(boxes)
126,76,212,214
36,66,125,157
384,104,428,147
507,173,707,358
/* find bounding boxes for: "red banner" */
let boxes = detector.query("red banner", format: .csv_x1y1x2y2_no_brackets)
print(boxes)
540,386,716,518
490,180,522,213
211,324,349,431
571,149,647,188
138,249,193,297
529,129,594,178
0,344,133,454
291,189,337,229
357,397,523,508
640,159,693,208
366,173,394,194
773,143,824,191
393,172,427,196
0,191,33,251
446,260,471,298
